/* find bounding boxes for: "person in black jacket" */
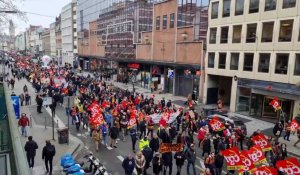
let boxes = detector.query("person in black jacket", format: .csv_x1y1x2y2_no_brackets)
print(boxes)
110,124,119,148
150,134,160,153
214,152,224,175
36,94,43,113
130,127,138,152
122,154,135,175
152,152,164,175
162,152,173,175
139,118,147,139
24,136,38,168
202,136,211,157
142,145,153,175
42,140,56,175
185,144,197,175
174,151,185,175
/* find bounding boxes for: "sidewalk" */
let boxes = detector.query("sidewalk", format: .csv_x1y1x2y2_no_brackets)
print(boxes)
5,75,84,175
105,77,300,157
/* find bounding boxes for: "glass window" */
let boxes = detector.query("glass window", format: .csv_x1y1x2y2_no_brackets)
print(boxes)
235,0,244,15
219,53,227,69
156,16,160,30
246,24,257,43
230,53,239,70
279,20,293,42
211,2,219,19
232,25,242,43
282,0,296,9
209,28,217,44
223,0,231,17
258,53,270,73
170,13,175,28
163,15,167,29
244,53,254,71
265,0,276,11
295,54,300,75
261,22,274,42
275,54,289,74
208,53,215,68
249,0,259,13
220,26,229,44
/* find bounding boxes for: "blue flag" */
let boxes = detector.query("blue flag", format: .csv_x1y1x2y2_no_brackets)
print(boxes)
11,96,20,119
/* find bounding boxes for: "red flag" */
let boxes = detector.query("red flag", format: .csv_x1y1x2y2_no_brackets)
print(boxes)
127,116,137,129
276,157,300,175
251,133,272,151
291,119,300,132
209,117,225,131
159,118,167,128
222,147,244,170
238,150,256,175
247,145,267,165
253,166,278,175
269,97,281,111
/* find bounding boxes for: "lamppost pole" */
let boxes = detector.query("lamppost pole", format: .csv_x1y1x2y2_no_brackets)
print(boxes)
67,96,70,145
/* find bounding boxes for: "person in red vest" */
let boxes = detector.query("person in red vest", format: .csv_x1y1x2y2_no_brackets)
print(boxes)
18,113,30,137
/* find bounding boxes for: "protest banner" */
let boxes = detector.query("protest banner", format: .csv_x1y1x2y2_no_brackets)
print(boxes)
159,143,183,153
209,116,225,131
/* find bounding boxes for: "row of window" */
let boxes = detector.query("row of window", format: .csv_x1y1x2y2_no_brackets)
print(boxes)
207,52,300,76
156,14,175,30
211,0,297,19
209,19,299,44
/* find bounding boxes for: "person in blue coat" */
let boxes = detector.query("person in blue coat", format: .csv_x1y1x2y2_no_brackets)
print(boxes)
122,154,135,175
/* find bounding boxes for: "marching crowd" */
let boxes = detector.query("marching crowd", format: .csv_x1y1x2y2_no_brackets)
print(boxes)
8,57,300,175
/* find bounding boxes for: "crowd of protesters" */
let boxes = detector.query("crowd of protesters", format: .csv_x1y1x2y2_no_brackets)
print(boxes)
7,56,300,175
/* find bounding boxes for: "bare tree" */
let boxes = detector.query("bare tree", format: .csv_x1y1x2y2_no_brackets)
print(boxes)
0,0,26,28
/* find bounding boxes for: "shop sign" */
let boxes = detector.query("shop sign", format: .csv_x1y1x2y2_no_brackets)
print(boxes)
127,63,140,69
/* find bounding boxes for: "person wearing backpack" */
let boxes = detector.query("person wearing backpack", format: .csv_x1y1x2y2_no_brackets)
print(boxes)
42,140,56,175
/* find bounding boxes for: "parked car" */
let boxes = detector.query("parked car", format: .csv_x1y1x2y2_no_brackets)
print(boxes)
207,114,247,135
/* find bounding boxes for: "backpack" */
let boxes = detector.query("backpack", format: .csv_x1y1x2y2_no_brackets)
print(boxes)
47,145,55,156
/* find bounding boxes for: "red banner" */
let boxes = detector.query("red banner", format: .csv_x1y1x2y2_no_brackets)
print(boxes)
251,133,272,151
276,157,300,175
269,97,281,111
88,102,104,127
222,147,244,170
253,166,278,175
238,150,256,175
247,145,267,165
209,116,225,131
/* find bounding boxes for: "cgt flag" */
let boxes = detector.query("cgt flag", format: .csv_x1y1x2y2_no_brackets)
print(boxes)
247,145,267,165
251,133,272,151
209,116,226,132
253,166,278,175
11,96,20,119
269,97,281,112
238,150,256,175
222,147,244,170
276,157,300,175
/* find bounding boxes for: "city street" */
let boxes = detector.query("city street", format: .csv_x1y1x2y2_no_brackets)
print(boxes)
6,69,299,175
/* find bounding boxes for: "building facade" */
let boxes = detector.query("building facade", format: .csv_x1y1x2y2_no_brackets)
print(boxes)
14,33,26,52
61,0,77,66
50,22,57,57
77,0,208,98
204,0,300,122
42,29,51,56
55,16,63,64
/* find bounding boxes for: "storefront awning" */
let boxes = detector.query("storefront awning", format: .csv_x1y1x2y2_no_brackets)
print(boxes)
238,78,300,97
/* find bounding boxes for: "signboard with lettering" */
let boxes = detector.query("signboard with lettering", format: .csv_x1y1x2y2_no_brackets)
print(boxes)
159,143,183,153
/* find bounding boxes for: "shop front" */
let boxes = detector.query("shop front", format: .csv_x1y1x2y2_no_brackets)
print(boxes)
236,78,300,123
174,69,201,98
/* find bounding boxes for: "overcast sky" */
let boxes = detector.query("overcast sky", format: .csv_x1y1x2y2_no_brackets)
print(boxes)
13,0,71,34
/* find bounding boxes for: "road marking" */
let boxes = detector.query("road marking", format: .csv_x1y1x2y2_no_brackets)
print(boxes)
45,107,66,127
117,155,137,175
106,146,113,150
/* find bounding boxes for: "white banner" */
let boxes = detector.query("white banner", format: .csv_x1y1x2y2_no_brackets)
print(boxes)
150,111,179,124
